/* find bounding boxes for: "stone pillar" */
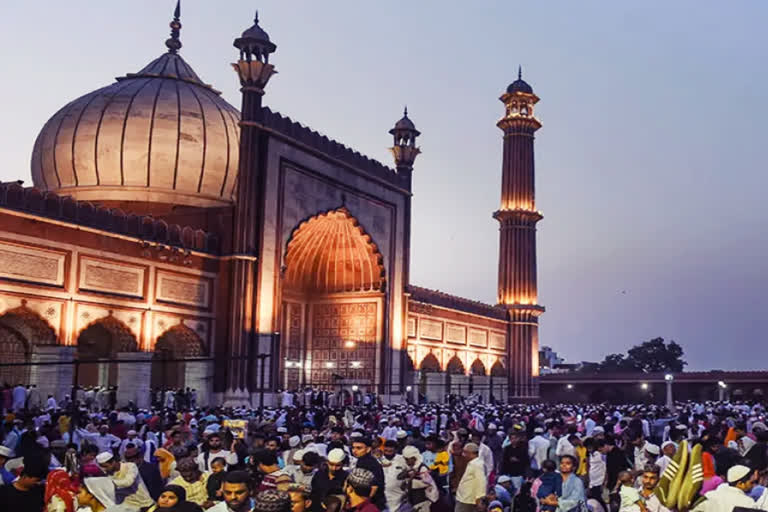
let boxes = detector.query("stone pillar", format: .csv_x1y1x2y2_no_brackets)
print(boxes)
116,352,153,408
98,361,109,387
29,346,75,404
451,375,470,396
425,372,446,403
475,375,491,402
185,361,214,407
492,376,508,403
665,380,674,408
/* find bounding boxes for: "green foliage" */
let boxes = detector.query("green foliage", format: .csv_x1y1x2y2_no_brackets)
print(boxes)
594,337,686,373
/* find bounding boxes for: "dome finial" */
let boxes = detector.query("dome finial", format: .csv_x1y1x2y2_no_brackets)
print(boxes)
165,0,182,54
518,65,522,80
404,105,408,117
254,10,259,24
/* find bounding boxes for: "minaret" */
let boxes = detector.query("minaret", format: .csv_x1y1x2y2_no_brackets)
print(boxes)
389,108,420,392
494,67,545,399
225,12,277,404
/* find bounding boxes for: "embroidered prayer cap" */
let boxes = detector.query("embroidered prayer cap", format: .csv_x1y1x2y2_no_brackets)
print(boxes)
727,464,752,483
347,467,375,489
327,448,345,464
253,489,292,512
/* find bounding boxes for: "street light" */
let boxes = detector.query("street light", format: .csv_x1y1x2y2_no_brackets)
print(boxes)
718,381,727,388
344,340,356,349
406,386,412,392
665,374,674,382
641,383,649,390
567,384,574,390
665,373,674,409
351,385,359,392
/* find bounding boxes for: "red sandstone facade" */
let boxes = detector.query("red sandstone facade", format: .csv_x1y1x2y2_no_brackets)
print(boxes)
0,8,545,405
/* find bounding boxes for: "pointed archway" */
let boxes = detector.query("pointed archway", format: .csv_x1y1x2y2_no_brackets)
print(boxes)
491,360,506,377
447,356,465,375
76,315,138,387
0,306,58,386
151,323,207,392
281,208,386,389
470,358,487,376
419,352,441,372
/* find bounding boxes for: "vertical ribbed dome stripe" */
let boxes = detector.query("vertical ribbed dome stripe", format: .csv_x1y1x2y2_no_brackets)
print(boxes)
94,79,140,185
145,79,166,187
186,84,208,194
119,78,154,186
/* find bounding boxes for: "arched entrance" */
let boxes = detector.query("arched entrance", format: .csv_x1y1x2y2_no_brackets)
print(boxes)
0,306,57,386
418,352,442,402
490,360,506,377
76,315,138,387
151,324,206,391
281,208,385,390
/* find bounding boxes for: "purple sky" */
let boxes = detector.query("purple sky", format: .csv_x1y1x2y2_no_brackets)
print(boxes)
1,1,767,370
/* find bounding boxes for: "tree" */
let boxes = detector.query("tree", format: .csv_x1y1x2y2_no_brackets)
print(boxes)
596,337,686,373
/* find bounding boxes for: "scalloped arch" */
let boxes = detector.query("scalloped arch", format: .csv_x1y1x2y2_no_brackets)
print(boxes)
284,207,385,294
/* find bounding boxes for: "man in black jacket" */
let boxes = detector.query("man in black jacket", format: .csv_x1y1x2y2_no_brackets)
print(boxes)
351,436,386,510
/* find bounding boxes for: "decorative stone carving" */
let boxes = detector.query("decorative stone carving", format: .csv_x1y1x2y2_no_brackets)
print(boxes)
419,318,442,341
0,241,65,286
79,257,144,298
445,323,466,345
156,271,210,308
490,332,506,350
407,317,416,338
469,328,488,348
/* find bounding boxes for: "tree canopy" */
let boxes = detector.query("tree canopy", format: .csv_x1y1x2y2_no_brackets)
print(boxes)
590,337,686,373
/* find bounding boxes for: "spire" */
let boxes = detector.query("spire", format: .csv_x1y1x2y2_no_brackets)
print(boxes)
404,105,408,117
518,65,522,80
165,0,182,54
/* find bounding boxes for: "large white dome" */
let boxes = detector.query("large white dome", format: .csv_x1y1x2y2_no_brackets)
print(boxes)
31,48,240,207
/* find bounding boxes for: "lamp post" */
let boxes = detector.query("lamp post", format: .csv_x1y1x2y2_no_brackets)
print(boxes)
718,380,727,402
665,374,674,408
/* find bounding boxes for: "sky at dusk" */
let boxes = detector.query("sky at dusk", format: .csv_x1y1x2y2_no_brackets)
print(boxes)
1,1,767,370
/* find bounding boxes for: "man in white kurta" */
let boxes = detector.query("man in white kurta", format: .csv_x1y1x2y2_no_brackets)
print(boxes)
696,465,758,512
455,443,487,512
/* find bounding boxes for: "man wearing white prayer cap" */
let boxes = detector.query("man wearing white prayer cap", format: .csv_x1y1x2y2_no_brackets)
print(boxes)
96,451,154,509
700,464,756,512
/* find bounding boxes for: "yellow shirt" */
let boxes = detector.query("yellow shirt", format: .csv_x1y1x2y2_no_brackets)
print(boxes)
170,472,210,506
431,450,450,475
576,446,588,476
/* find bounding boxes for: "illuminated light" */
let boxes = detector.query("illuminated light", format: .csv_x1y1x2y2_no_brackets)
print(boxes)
665,374,674,382
718,381,727,389
567,384,573,390
641,383,649,390
406,386,412,392
325,362,334,369
350,361,362,369
344,340,356,349
351,385,359,392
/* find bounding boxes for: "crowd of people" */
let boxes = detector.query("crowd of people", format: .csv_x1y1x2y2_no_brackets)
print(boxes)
0,392,767,512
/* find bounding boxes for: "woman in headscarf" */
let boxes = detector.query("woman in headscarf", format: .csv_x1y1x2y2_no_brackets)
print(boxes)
45,469,77,512
146,485,203,512
76,476,139,512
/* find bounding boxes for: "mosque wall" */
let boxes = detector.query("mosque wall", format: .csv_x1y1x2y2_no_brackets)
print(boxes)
0,208,219,404
405,299,509,377
252,134,409,398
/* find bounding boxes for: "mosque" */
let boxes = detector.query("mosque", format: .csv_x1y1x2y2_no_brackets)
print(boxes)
0,4,545,406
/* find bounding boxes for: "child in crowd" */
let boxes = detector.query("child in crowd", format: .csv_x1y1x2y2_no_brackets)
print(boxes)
618,471,647,512
536,460,563,512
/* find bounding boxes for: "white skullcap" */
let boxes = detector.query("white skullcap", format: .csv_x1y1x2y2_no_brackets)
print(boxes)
327,448,345,464
0,446,13,458
96,452,114,464
293,449,305,462
661,441,678,450
497,475,512,484
593,426,605,433
277,427,288,433
534,427,544,434
289,435,301,448
402,445,420,459
727,464,752,483
644,442,660,455
396,430,407,439
350,431,363,439
127,430,137,436
488,423,497,430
